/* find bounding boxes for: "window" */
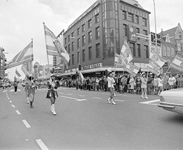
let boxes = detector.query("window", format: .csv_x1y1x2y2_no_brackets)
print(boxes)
77,38,80,49
77,52,79,63
96,27,100,39
72,54,74,65
163,46,166,56
130,43,135,57
65,46,67,52
82,24,85,32
68,35,70,42
88,31,92,43
88,19,92,28
72,42,74,51
136,28,140,40
122,10,126,20
71,32,74,38
128,13,134,22
123,24,127,36
65,38,67,44
96,43,100,58
77,27,80,36
95,13,99,23
171,47,175,57
142,18,147,26
68,44,70,53
137,44,141,57
143,30,148,35
134,15,139,24
167,47,170,56
82,49,85,62
88,46,92,60
82,35,85,46
144,45,149,58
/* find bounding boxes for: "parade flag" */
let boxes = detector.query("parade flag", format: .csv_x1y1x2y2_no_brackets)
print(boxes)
120,40,133,65
21,64,30,76
15,69,21,77
76,71,84,82
147,60,161,75
53,39,70,65
125,63,140,76
114,53,125,68
149,49,166,68
43,23,58,56
7,40,33,69
169,54,183,72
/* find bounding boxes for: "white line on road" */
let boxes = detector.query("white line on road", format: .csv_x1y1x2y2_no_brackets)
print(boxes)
22,120,31,128
140,99,160,105
115,99,125,102
36,139,49,150
11,104,15,108
60,95,87,101
93,97,102,99
15,110,21,115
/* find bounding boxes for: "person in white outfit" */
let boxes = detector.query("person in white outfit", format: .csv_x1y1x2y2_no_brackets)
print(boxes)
107,71,116,105
157,74,163,95
140,73,148,99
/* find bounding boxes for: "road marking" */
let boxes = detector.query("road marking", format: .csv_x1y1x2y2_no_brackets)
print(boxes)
36,139,49,150
22,120,31,128
15,110,21,115
93,97,102,99
115,99,125,102
60,95,87,101
140,99,160,105
10,100,12,103
11,104,15,108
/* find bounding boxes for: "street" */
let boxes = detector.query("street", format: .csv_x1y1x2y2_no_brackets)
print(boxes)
1,86,183,150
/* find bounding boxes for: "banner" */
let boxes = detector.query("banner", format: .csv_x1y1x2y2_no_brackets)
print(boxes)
169,54,183,72
7,40,33,69
147,60,161,75
43,23,58,56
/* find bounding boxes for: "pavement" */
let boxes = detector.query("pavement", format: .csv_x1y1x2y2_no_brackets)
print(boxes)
1,86,183,150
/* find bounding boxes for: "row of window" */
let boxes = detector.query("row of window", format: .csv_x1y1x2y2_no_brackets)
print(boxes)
130,43,149,58
162,46,175,57
65,27,100,53
122,10,147,26
69,43,100,66
65,13,99,44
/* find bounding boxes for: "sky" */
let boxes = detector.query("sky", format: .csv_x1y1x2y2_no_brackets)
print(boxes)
0,0,182,80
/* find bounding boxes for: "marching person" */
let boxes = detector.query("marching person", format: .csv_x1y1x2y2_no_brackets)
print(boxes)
13,79,18,94
107,71,116,105
140,72,148,99
26,76,36,108
46,76,58,115
157,74,163,96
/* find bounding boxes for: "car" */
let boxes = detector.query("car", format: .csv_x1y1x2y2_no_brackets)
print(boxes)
158,88,183,115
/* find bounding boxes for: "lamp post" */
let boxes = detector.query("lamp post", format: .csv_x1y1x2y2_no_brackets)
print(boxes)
153,0,158,52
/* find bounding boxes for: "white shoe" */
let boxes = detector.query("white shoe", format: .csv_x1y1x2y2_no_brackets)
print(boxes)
52,104,56,115
145,97,148,99
107,98,111,103
141,95,144,99
111,101,116,105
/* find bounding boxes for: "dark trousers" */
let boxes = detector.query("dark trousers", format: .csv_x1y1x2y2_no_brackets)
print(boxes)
14,86,17,92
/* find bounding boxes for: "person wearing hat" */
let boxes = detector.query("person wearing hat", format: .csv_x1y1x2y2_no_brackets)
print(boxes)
107,71,116,105
46,75,58,115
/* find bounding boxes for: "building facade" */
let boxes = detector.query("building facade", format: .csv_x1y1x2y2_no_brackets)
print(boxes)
60,0,150,75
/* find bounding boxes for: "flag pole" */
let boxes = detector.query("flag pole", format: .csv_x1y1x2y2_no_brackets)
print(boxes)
43,22,50,75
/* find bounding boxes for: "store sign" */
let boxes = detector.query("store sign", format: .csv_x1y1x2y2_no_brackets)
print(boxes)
82,63,102,70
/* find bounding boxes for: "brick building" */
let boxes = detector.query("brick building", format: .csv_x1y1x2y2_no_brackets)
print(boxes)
56,0,151,76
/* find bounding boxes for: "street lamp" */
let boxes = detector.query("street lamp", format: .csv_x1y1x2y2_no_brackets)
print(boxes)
153,0,158,51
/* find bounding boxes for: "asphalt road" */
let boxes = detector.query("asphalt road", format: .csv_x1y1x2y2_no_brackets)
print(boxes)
1,86,183,150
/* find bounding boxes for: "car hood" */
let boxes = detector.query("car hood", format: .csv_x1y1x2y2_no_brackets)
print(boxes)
161,88,183,98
